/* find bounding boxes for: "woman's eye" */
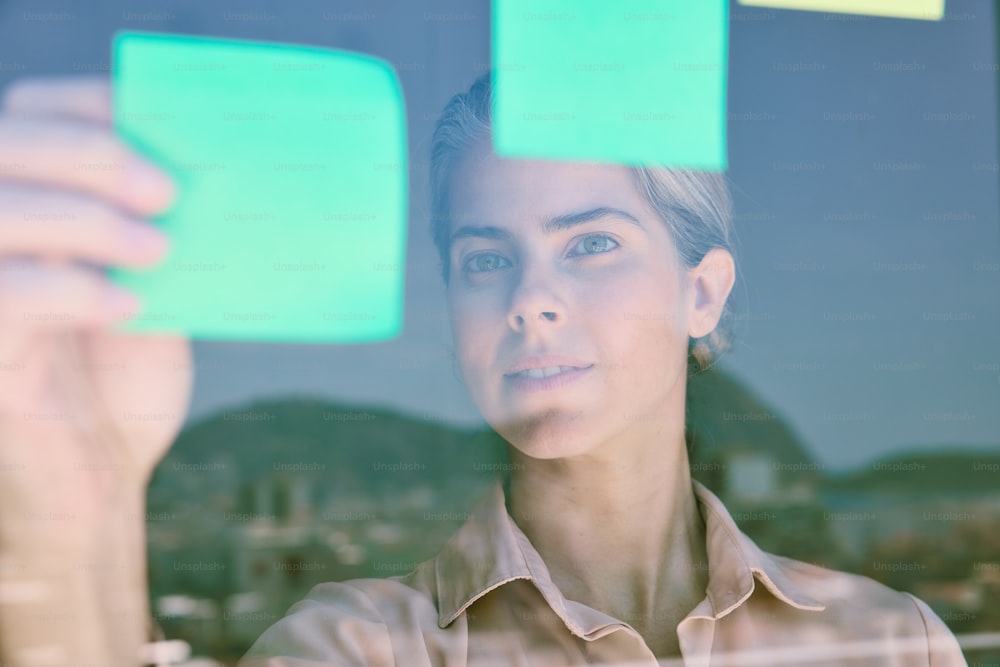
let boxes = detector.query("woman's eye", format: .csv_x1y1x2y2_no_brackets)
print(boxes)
464,252,511,274
570,234,620,256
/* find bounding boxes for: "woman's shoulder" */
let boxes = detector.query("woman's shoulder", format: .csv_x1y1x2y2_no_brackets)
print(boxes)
694,482,966,664
695,482,959,630
237,560,444,667
238,484,518,666
751,550,967,665
765,550,922,610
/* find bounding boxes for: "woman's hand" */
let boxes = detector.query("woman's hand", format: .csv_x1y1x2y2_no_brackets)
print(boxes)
0,75,194,666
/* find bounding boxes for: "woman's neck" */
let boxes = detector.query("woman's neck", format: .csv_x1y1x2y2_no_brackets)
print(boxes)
505,423,709,657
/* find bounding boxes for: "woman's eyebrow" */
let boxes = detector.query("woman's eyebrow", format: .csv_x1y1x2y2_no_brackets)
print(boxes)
449,207,641,244
542,206,642,233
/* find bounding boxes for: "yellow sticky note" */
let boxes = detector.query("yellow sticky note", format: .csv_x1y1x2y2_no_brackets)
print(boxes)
737,0,944,20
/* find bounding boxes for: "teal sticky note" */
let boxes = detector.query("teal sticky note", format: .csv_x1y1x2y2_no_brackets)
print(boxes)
492,0,729,170
110,32,407,343
737,0,944,21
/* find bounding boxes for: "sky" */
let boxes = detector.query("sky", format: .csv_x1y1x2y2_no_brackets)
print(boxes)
1,0,996,471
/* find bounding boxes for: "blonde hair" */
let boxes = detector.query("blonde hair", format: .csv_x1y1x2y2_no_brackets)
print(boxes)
430,73,738,374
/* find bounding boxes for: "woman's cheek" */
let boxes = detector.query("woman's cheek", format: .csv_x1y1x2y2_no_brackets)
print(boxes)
452,307,501,401
568,267,630,315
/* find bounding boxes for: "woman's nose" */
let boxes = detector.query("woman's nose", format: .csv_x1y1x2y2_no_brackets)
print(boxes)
506,267,566,333
509,310,558,330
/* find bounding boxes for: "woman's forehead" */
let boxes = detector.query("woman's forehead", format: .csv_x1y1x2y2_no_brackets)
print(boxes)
448,142,649,225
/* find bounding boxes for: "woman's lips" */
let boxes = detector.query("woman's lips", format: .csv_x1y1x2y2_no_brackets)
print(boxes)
504,364,594,393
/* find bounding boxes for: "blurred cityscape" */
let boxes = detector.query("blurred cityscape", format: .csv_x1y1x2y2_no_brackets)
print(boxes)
145,369,1000,665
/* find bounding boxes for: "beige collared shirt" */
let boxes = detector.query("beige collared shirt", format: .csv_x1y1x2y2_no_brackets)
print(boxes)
240,481,967,666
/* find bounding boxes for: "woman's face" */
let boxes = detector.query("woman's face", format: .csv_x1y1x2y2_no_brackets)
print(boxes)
445,139,713,461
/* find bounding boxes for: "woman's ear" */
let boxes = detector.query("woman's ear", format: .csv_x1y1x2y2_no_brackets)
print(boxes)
686,248,735,339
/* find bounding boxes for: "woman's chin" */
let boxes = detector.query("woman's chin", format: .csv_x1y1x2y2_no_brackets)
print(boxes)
492,408,597,461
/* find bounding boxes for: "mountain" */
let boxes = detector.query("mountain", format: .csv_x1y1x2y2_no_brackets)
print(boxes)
147,368,817,513
147,398,508,517
822,449,1000,496
686,368,815,464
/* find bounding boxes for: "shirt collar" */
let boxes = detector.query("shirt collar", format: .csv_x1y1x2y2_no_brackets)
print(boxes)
434,479,825,632
692,480,826,617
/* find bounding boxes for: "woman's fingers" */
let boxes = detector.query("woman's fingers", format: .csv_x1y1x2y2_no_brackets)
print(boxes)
0,185,169,267
1,76,113,126
0,115,175,218
0,259,140,335
0,77,172,336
